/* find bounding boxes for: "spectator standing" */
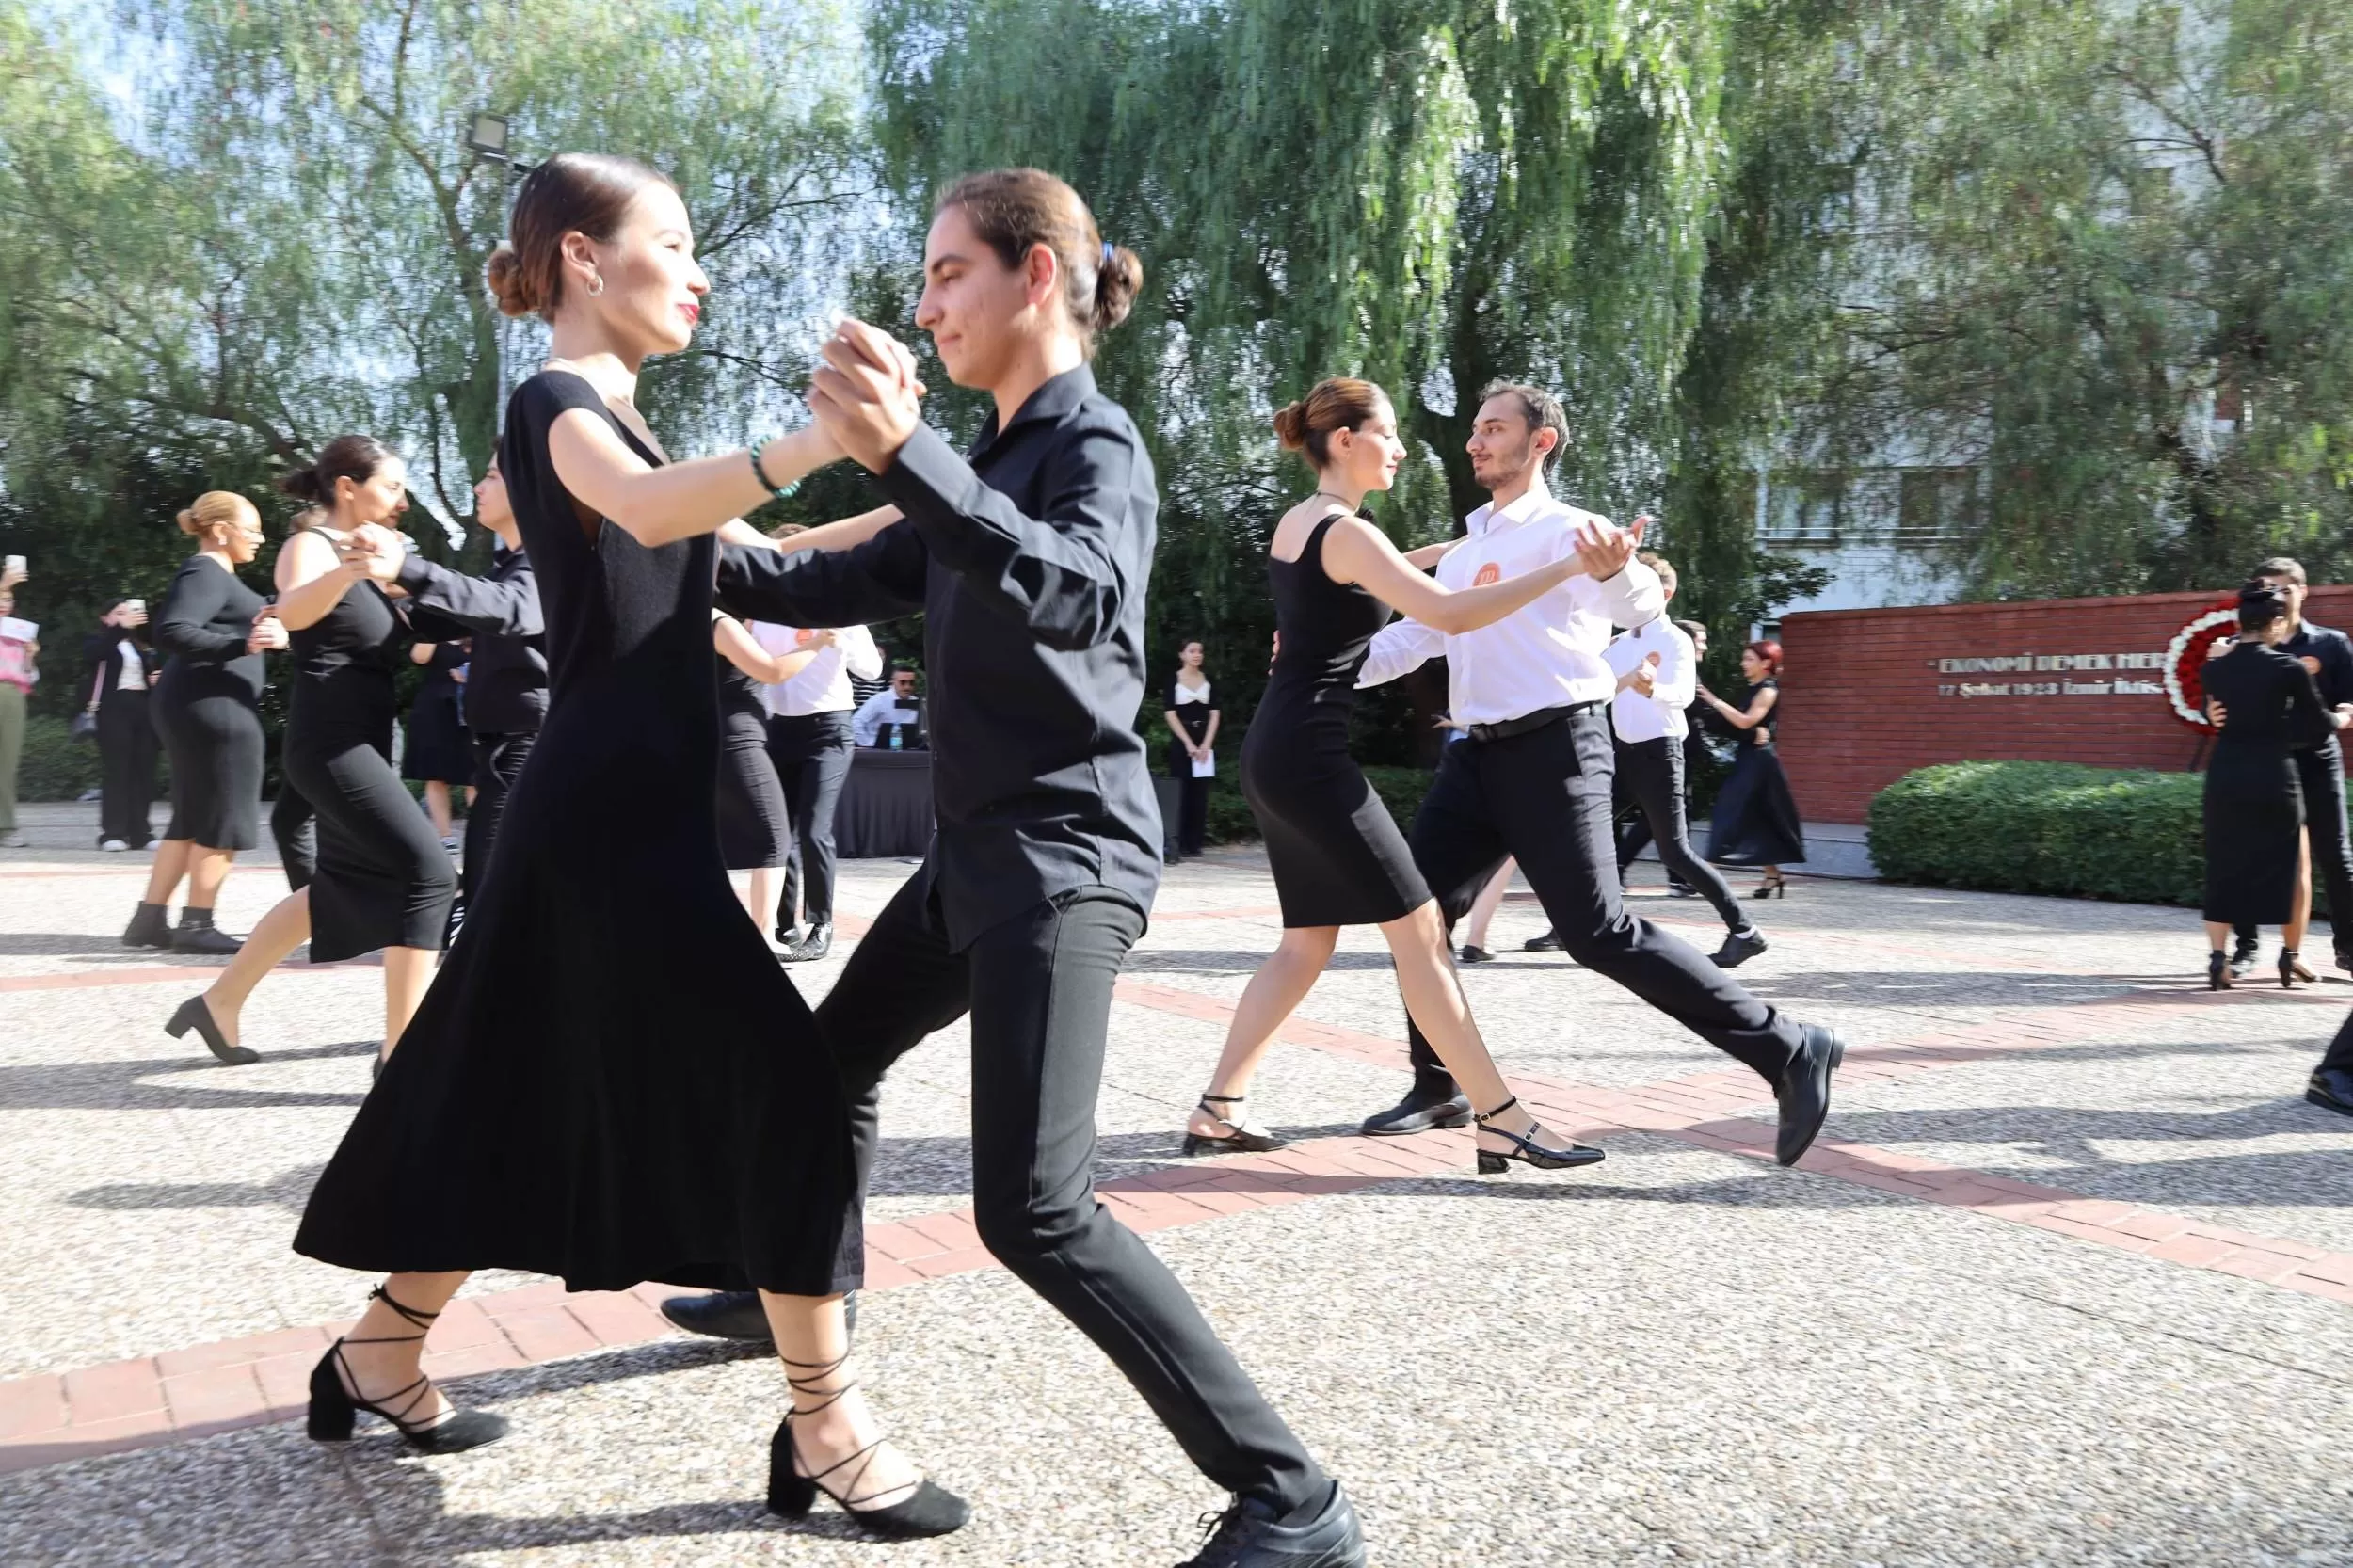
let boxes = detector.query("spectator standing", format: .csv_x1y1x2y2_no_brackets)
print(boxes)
753,606,882,962
85,598,160,851
0,562,36,848
1161,638,1220,858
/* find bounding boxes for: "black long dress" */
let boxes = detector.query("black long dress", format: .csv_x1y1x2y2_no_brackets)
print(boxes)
1241,510,1431,927
152,556,266,851
2201,641,2334,925
401,641,472,785
1708,679,1806,866
295,370,858,1294
279,552,454,961
714,653,791,869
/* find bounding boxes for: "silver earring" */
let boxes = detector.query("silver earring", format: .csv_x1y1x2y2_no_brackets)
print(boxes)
585,273,605,297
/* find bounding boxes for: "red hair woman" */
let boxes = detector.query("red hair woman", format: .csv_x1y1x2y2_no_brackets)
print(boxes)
1699,637,1806,897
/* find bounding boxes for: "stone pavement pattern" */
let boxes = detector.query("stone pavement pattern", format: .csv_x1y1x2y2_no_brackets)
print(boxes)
2,802,2350,1565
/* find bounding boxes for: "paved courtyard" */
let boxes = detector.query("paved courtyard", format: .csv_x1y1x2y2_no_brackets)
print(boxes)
2,801,2350,1566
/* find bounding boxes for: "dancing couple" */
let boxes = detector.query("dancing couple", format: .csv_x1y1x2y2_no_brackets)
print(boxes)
287,154,1362,1566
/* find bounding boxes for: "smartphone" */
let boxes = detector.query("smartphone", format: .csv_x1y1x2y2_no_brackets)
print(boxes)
124,598,146,616
2,555,23,576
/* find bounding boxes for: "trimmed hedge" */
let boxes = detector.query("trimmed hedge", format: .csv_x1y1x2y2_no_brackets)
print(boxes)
1867,761,2205,907
1185,762,1436,846
15,713,104,802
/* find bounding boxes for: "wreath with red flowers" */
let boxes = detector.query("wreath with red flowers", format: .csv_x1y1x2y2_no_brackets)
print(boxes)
2162,595,2242,732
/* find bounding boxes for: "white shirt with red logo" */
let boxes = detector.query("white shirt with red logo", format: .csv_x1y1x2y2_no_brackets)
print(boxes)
750,621,883,718
1355,477,1663,725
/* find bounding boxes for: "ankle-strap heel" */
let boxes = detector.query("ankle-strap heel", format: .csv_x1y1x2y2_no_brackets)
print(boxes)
306,1287,506,1453
1473,1096,1608,1175
1179,1093,1289,1157
767,1352,968,1538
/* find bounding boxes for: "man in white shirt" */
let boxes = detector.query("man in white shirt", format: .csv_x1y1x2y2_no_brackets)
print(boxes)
1604,554,1762,967
851,665,926,749
1353,382,1842,1167
752,618,882,962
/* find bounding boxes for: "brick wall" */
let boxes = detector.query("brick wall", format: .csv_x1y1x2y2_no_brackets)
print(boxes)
1775,586,2353,824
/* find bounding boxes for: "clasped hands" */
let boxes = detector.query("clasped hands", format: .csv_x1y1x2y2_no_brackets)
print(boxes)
807,319,926,474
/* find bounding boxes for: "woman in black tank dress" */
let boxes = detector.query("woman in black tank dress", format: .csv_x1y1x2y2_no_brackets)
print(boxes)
281,156,959,1535
126,491,289,956
167,437,457,1075
1180,377,1607,1175
2200,584,2345,988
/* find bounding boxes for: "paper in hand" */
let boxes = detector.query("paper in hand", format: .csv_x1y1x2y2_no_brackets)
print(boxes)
1191,751,1215,778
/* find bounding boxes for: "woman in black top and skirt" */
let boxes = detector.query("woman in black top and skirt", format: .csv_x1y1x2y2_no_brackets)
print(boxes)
2201,583,2346,988
1181,377,1607,1175
167,436,456,1072
1701,639,1806,898
401,638,472,846
1162,640,1220,857
285,154,958,1534
712,609,812,942
125,492,289,953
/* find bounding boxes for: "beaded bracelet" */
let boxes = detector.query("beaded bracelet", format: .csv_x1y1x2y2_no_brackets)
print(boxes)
748,436,795,502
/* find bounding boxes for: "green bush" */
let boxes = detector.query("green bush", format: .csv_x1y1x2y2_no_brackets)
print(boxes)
15,713,103,802
1868,761,2206,907
1175,760,1437,846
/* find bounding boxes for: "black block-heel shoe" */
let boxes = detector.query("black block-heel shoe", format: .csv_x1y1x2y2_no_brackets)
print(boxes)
1473,1096,1606,1175
766,1353,968,1538
307,1287,506,1453
165,994,258,1065
2207,950,2232,990
2280,947,2313,988
1180,1093,1289,1157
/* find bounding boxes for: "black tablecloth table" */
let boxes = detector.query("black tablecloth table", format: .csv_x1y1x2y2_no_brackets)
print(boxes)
837,747,935,858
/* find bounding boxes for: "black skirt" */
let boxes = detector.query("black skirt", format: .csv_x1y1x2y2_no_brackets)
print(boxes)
1709,744,1806,866
153,664,264,850
2202,738,2303,925
1242,710,1429,928
402,680,471,784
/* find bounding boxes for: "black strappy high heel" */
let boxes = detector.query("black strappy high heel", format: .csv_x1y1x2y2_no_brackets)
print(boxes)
767,1352,968,1538
1179,1093,1289,1157
1473,1096,1607,1174
2207,950,2233,990
2281,947,2313,988
306,1287,507,1453
166,993,259,1065
1757,868,1788,900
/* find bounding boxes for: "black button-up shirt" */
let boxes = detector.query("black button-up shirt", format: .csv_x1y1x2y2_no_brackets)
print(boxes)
2281,618,2353,753
398,546,547,735
718,363,1160,950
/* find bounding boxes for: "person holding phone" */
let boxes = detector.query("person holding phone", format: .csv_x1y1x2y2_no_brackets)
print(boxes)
84,597,160,852
0,558,36,849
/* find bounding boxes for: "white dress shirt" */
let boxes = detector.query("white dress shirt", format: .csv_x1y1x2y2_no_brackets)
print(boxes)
750,621,882,717
852,687,920,747
1354,478,1664,724
1607,617,1697,743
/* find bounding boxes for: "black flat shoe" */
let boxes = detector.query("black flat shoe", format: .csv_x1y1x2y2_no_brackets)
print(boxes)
1179,1481,1367,1567
766,1354,968,1539
2308,1067,2353,1117
2207,950,2232,990
1358,1088,1472,1137
782,922,832,963
1457,944,1494,965
659,1288,859,1344
1710,926,1768,968
1774,1025,1844,1166
1180,1094,1289,1156
165,994,258,1065
1522,930,1562,952
308,1287,506,1453
121,903,172,950
168,919,241,956
1473,1096,1606,1174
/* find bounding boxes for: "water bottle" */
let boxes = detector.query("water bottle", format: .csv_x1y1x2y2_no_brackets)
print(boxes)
889,726,903,751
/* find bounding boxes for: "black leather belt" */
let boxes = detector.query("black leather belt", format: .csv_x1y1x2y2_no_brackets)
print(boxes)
1464,700,1603,743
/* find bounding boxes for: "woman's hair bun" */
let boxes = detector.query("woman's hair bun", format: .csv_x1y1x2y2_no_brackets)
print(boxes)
1272,400,1310,451
1092,243,1143,334
175,507,201,536
277,466,323,501
485,242,536,319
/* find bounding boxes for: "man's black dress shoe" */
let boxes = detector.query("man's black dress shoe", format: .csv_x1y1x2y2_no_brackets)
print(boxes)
1710,925,1768,968
782,922,832,964
2309,1067,2353,1117
1358,1087,1473,1137
774,924,800,949
1178,1482,1366,1567
1457,944,1494,965
659,1288,859,1343
1774,1025,1844,1166
2230,934,2260,978
1522,929,1562,952
1666,879,1697,897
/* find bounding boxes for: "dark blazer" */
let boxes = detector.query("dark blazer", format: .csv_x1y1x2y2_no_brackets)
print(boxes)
397,546,546,735
82,630,154,711
717,363,1160,950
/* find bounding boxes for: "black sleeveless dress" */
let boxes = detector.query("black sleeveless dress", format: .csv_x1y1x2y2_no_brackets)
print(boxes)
1241,510,1432,927
152,554,267,850
294,371,859,1294
2201,641,2332,924
280,550,455,960
1706,679,1806,867
713,652,791,869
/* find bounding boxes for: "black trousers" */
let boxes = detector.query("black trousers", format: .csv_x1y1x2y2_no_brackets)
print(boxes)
1611,736,1747,933
1401,709,1803,1096
271,788,316,890
2236,742,2353,952
767,712,855,929
462,730,536,905
1176,773,1211,856
96,688,157,846
814,874,1325,1512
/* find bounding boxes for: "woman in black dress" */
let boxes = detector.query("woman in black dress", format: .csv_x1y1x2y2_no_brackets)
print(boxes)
285,154,959,1535
83,600,159,851
1161,639,1219,858
712,609,809,942
2201,584,2345,988
401,638,472,845
1180,377,1605,1174
167,437,456,1072
126,493,289,953
1701,639,1806,898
